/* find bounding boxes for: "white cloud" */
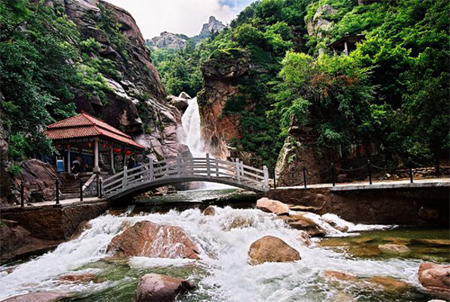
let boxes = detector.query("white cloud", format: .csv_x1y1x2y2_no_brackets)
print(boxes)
103,0,254,39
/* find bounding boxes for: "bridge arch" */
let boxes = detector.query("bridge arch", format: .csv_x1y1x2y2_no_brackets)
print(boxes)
102,155,270,201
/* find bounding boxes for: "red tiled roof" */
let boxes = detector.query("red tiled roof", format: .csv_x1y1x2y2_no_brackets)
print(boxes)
46,112,145,150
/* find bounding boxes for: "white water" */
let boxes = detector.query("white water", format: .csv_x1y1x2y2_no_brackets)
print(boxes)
181,97,205,158
181,97,232,190
0,208,422,301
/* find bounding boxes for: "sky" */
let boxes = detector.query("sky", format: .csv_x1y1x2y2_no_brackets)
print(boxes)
104,0,255,39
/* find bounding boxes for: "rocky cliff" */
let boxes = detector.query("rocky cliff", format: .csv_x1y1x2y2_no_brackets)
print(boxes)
46,0,188,160
197,49,252,160
146,31,188,50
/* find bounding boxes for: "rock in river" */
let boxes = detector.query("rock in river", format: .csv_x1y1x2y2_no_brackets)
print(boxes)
418,263,450,298
135,273,195,302
256,197,290,215
378,243,410,255
248,235,300,265
107,221,200,259
1,292,70,302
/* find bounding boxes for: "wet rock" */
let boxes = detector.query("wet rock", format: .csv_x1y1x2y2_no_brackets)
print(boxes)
1,292,70,302
319,238,350,248
59,273,96,283
178,92,191,99
323,270,358,282
69,221,92,240
135,273,195,302
203,206,216,216
168,95,189,113
347,245,381,257
364,276,411,294
383,237,411,245
418,263,450,298
248,235,300,265
418,207,439,221
414,239,450,247
378,243,410,255
351,237,375,244
323,218,348,232
256,198,289,215
297,231,312,247
283,214,326,237
107,221,200,260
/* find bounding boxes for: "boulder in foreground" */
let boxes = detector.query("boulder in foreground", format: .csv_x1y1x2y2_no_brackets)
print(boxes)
135,273,195,302
256,198,289,215
248,235,300,265
418,263,450,298
107,221,200,259
2,292,69,302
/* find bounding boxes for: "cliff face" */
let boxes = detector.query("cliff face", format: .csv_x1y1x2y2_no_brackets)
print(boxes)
197,50,252,160
53,0,188,160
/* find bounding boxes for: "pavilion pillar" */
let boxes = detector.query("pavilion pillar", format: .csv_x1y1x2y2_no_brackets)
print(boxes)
93,138,100,172
67,146,71,173
110,147,115,174
344,41,349,56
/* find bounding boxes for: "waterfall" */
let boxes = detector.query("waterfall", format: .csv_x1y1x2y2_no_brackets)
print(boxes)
181,97,205,157
181,97,231,190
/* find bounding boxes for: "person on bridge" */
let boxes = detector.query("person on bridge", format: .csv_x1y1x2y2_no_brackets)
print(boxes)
127,155,136,170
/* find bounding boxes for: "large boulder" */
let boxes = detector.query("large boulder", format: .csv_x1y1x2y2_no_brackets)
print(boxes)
107,221,200,259
418,263,450,298
248,235,300,265
135,274,195,302
364,276,411,294
256,198,289,215
1,292,69,302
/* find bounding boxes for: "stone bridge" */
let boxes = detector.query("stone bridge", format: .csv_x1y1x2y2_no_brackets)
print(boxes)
102,155,270,201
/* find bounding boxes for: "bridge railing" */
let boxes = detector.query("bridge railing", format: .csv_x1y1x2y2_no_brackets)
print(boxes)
102,154,270,197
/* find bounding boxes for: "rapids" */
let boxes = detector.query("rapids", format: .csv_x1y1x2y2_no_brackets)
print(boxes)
0,205,437,302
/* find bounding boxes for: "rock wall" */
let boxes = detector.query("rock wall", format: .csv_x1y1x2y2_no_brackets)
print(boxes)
197,49,252,159
0,200,110,262
267,186,450,227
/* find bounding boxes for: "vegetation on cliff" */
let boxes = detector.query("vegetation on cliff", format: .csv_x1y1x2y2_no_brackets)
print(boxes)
152,0,449,166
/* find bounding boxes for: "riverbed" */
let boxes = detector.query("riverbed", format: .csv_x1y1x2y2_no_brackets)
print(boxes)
0,190,447,301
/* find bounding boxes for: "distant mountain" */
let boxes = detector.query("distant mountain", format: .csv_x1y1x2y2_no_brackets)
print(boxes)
146,16,225,50
146,31,189,50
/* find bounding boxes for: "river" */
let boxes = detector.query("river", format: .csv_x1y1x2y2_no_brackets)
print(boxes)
0,191,447,301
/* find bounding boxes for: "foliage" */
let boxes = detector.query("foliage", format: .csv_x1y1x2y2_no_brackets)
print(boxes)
7,164,21,176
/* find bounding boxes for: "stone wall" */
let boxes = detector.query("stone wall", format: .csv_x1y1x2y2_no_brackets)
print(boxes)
267,186,449,227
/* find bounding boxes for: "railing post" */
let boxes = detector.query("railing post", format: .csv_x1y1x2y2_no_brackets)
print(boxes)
368,159,372,185
408,157,413,183
302,165,307,189
215,160,219,177
206,153,211,178
79,178,83,201
273,167,277,189
235,158,241,183
331,163,336,187
435,159,440,176
99,177,103,198
123,166,128,189
263,166,269,191
165,159,170,177
241,161,244,179
149,158,154,180
177,154,181,176
20,180,24,207
55,179,60,205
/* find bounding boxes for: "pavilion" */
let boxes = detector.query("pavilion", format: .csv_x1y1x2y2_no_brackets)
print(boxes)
45,112,145,174
328,34,365,55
